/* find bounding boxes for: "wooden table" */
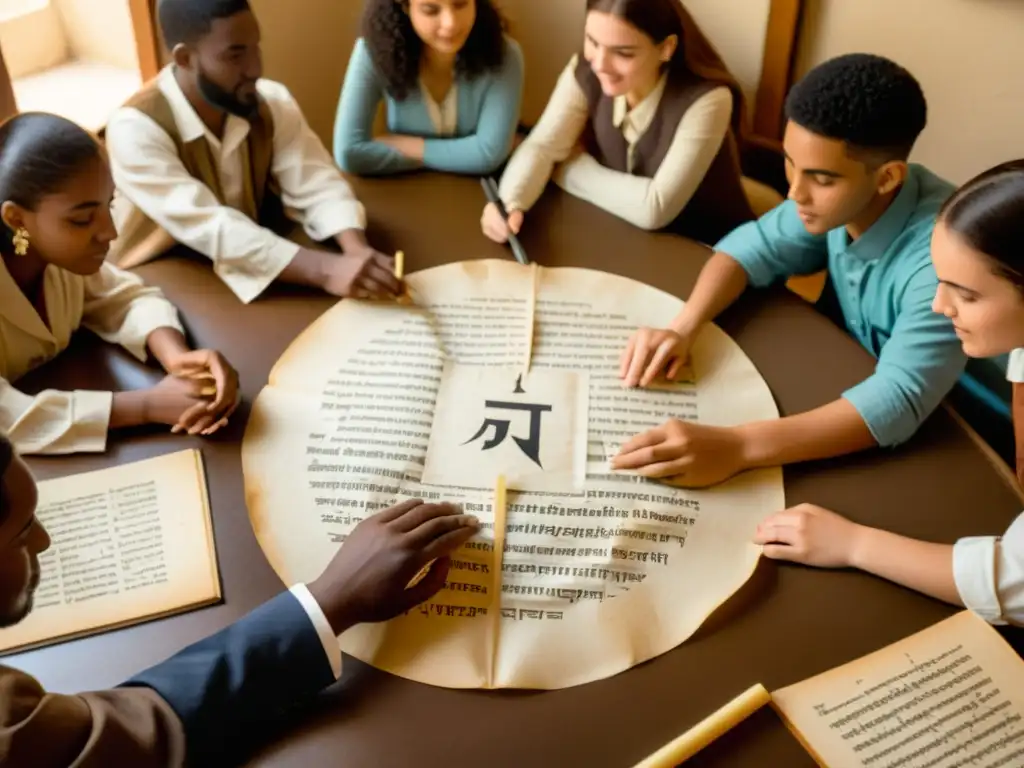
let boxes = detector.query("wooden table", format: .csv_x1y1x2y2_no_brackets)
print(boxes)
10,175,1022,767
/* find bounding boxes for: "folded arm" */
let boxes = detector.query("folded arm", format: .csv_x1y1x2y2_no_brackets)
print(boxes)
421,40,525,175
333,39,420,176
498,56,590,213
555,87,733,230
1,263,196,454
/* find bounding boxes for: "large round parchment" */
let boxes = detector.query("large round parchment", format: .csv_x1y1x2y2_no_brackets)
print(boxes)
243,260,784,690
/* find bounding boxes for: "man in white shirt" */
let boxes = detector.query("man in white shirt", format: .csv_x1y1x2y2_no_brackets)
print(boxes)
105,0,401,305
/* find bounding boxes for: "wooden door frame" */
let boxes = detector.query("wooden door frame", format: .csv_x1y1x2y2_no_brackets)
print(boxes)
741,0,805,192
130,0,162,81
750,0,805,150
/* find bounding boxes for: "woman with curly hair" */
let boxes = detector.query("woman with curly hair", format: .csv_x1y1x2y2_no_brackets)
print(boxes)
481,0,755,245
334,0,524,176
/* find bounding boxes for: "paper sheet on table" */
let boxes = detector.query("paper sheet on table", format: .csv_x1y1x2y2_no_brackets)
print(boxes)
242,259,784,689
421,365,588,493
773,610,1024,768
0,450,219,653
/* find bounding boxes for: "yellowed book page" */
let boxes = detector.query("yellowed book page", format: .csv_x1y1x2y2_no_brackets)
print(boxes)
0,449,220,653
243,259,784,689
773,611,1024,768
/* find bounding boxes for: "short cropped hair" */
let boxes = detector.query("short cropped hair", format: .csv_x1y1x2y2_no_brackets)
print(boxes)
157,0,251,49
785,53,927,162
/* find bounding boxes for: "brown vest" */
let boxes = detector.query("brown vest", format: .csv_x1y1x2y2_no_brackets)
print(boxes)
109,79,282,269
574,60,754,244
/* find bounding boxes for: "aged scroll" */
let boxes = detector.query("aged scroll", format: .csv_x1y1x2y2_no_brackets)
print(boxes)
242,260,784,689
0,450,220,653
773,611,1024,768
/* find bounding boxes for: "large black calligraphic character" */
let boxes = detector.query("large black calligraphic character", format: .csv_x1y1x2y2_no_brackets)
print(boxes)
463,376,552,467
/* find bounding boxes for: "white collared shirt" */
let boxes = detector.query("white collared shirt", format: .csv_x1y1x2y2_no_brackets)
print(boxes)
105,66,367,303
953,346,1024,626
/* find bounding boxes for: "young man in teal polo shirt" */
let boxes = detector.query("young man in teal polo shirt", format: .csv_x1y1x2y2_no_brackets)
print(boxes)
613,53,965,488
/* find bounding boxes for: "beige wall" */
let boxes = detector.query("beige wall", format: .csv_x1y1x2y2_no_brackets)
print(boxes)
683,0,770,116
249,0,358,148
55,0,138,71
797,0,1024,185
253,0,774,149
0,1,68,79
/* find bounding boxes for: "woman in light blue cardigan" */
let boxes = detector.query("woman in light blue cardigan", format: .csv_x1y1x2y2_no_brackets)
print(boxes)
334,0,524,177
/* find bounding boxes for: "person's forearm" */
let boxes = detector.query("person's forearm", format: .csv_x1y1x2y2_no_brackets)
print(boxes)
110,390,148,429
335,228,369,254
670,251,749,336
848,526,961,606
277,247,331,289
737,398,877,469
146,327,190,371
391,135,425,162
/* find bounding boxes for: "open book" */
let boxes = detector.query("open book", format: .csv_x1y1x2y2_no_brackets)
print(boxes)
0,449,221,654
634,611,1024,767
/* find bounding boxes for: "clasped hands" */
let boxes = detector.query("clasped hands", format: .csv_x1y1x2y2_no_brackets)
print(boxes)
611,325,751,489
151,349,240,437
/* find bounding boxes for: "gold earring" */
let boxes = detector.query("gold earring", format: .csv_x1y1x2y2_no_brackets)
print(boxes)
12,228,29,256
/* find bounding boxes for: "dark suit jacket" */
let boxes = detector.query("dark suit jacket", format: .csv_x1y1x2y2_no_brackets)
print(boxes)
0,591,334,767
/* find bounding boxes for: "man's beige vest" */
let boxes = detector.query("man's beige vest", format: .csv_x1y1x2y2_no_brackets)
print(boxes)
111,80,278,269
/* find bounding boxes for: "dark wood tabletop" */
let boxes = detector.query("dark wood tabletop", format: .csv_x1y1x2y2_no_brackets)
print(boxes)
9,174,1022,767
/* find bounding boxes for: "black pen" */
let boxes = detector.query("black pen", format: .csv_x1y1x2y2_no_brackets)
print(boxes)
480,177,529,265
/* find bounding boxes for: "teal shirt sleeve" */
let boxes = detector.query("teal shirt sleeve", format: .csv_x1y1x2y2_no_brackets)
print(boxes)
843,264,967,446
333,38,418,176
715,200,829,286
422,39,524,175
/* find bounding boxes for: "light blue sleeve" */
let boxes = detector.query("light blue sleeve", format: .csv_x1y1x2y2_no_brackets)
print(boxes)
333,38,418,176
421,38,524,175
843,263,967,446
715,200,829,287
